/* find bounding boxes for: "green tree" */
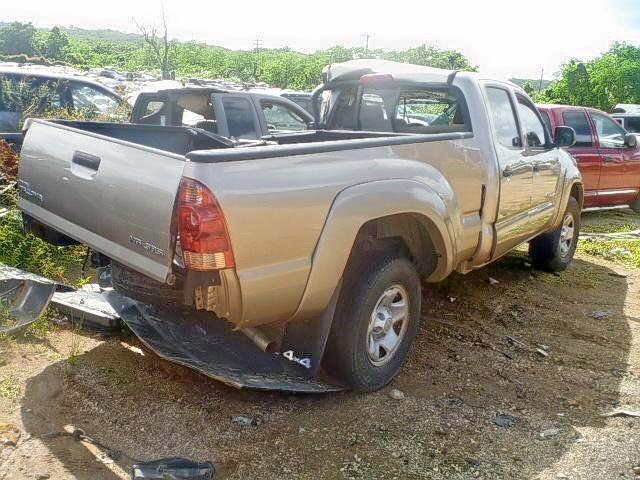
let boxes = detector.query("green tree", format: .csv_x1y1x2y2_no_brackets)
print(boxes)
37,26,69,60
544,43,640,111
0,22,37,56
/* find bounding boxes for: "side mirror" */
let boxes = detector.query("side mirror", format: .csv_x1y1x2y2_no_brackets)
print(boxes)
555,126,576,148
624,132,637,148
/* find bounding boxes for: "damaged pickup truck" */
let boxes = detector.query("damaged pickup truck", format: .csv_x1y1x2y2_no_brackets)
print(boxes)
17,60,583,391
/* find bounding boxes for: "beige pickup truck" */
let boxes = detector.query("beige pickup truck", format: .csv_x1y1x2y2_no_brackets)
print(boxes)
17,60,583,391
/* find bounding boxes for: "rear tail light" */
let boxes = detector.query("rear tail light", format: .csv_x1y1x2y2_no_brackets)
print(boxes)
178,178,235,270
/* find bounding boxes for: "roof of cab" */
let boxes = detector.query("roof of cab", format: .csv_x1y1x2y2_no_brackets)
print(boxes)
0,65,119,95
322,59,456,84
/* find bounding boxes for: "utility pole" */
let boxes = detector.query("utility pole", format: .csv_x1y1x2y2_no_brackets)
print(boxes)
253,38,263,53
362,34,371,54
538,67,544,93
253,37,263,80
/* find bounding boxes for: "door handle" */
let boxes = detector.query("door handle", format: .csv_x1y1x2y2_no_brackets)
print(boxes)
72,151,101,171
603,155,618,163
502,166,513,178
532,163,541,173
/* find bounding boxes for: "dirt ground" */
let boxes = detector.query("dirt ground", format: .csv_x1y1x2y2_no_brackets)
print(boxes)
1,212,639,480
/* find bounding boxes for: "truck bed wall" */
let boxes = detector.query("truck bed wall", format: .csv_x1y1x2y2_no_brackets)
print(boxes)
46,120,232,156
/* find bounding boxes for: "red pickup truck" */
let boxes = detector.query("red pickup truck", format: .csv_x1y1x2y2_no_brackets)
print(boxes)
537,104,640,212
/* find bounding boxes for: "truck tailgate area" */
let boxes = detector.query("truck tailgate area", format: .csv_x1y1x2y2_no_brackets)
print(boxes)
18,120,186,283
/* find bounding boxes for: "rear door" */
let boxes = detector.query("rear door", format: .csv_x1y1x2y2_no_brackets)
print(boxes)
18,120,185,283
590,111,640,204
561,109,601,206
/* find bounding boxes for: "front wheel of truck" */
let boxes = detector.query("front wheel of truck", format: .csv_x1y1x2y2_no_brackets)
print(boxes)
323,253,421,392
529,196,580,272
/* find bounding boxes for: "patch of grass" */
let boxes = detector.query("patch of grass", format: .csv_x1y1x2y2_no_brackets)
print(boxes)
0,211,87,284
0,375,19,399
67,331,82,367
577,238,640,269
580,210,640,234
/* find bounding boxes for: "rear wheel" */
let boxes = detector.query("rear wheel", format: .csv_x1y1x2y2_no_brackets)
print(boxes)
529,197,580,272
323,253,421,391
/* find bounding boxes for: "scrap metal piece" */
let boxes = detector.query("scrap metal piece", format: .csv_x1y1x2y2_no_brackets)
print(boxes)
50,287,124,332
132,457,215,479
0,264,56,334
117,302,345,393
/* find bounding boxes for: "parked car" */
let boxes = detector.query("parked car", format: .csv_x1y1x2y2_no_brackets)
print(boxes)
537,104,640,212
0,66,124,151
279,91,315,114
611,112,640,134
17,60,583,391
131,86,313,138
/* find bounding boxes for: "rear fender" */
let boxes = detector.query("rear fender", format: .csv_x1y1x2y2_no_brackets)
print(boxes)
288,179,456,324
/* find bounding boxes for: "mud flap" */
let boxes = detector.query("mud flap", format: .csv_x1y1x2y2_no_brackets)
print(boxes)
115,301,346,393
280,280,341,378
0,265,56,334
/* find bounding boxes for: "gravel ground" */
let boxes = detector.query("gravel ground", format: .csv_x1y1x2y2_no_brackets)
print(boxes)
0,239,639,479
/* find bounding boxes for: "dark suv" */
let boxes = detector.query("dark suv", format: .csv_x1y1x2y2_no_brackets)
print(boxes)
0,66,123,151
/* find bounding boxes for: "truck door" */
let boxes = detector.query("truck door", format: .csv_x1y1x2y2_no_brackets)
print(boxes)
591,111,640,205
484,86,533,256
515,94,560,230
561,109,601,207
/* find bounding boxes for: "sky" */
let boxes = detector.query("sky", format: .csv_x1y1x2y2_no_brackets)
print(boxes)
3,0,640,79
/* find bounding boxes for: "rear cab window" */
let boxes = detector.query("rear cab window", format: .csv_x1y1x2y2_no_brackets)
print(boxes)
561,110,593,147
321,83,471,135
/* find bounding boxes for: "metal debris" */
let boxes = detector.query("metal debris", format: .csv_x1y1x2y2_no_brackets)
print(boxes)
604,410,640,418
132,457,216,479
231,414,262,427
0,264,56,334
494,413,516,428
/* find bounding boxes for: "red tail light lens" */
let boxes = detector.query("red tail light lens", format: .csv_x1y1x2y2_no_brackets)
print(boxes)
178,178,235,270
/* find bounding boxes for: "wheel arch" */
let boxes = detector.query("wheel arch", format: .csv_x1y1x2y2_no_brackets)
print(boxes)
287,179,456,323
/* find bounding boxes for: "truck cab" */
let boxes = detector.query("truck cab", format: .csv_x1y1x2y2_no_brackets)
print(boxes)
130,87,313,140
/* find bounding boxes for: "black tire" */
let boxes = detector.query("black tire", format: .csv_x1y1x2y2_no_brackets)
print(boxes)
529,197,580,272
631,195,640,214
111,260,185,309
323,253,421,392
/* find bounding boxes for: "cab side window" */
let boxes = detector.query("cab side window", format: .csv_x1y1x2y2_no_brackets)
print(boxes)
70,82,120,115
591,112,626,148
486,87,521,148
516,96,547,148
261,101,307,132
562,111,593,147
221,96,258,139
